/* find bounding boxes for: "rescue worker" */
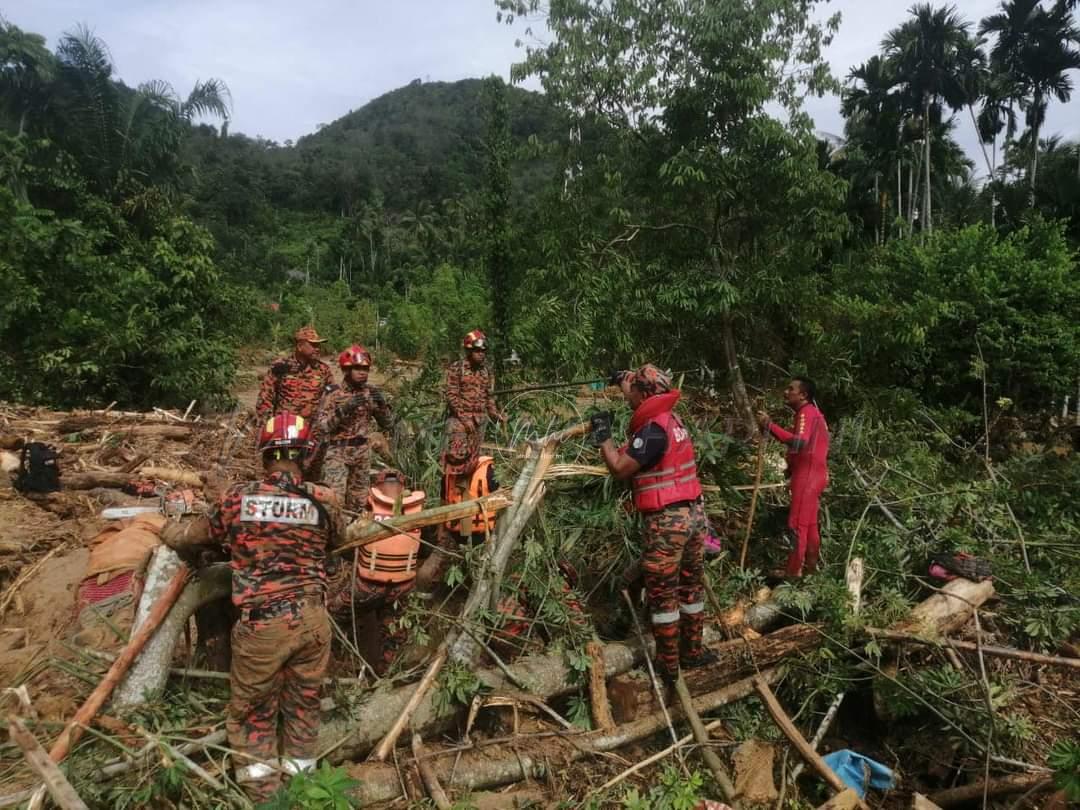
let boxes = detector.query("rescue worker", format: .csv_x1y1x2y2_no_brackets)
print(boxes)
255,326,334,422
316,344,394,513
441,330,506,500
592,364,714,685
756,377,830,577
161,412,342,801
339,469,425,672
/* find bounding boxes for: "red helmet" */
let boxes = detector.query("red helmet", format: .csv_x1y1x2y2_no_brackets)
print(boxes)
338,344,372,369
463,329,488,350
258,412,313,453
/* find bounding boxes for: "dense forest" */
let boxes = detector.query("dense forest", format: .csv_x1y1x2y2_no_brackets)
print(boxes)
1,0,1080,807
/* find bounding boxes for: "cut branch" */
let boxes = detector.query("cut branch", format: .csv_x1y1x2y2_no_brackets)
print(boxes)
7,717,88,810
867,629,1080,671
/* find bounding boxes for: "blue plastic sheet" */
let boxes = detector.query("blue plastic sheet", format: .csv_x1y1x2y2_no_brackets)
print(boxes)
822,750,895,799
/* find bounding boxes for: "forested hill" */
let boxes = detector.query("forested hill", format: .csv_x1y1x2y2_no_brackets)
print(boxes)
297,79,563,209
184,78,564,223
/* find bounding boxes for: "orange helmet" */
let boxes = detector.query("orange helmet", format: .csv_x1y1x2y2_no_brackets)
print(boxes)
258,412,313,453
338,344,372,369
463,329,488,350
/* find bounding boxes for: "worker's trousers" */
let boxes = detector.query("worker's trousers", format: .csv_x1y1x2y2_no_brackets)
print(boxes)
641,499,708,679
228,600,330,800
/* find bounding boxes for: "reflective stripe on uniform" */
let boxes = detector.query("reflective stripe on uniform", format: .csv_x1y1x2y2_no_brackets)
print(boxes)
634,471,699,493
280,757,317,775
679,601,705,615
633,460,696,481
651,609,680,624
236,761,277,782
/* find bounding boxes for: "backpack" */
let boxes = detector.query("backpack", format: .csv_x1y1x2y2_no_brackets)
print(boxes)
15,442,61,493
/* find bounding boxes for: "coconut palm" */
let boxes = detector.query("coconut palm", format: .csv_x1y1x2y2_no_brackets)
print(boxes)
980,0,1080,195
882,4,973,235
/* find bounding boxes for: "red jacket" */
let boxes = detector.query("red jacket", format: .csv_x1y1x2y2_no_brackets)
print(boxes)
624,391,703,512
768,403,829,481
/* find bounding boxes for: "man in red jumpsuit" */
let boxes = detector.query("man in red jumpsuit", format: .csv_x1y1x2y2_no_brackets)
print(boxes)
756,377,830,577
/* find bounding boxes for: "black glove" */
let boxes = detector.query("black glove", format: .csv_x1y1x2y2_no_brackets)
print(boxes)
589,410,613,446
607,369,627,387
337,395,364,420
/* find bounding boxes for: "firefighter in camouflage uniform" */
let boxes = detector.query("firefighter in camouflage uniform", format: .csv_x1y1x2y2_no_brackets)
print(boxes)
592,364,716,685
316,344,394,513
441,330,505,497
255,326,335,422
162,412,343,801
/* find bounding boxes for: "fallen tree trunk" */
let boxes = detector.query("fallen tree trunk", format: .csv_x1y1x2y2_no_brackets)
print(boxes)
112,558,231,708
111,560,813,762
347,669,780,805
928,773,1053,807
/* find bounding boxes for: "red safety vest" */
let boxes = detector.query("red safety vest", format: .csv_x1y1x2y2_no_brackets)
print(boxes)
628,407,702,513
444,456,496,536
358,485,426,583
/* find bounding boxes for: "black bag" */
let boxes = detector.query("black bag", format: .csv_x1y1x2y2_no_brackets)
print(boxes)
15,442,61,493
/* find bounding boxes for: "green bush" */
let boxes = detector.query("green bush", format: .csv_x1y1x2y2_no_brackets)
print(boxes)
384,264,491,359
809,220,1080,413
273,281,379,354
0,137,247,408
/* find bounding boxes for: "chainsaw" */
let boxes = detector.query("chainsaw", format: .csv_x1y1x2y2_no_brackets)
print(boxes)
100,489,203,520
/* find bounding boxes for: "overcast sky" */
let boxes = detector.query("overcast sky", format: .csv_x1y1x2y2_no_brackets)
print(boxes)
5,0,1079,165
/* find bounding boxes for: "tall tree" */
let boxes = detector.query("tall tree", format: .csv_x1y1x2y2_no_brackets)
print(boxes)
482,75,512,375
497,0,848,433
883,4,972,235
980,0,1080,196
0,19,56,138
49,26,230,197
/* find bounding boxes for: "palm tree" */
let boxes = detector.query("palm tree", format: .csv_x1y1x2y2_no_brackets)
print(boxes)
843,56,908,240
0,18,56,137
883,4,973,234
980,0,1080,196
51,26,231,196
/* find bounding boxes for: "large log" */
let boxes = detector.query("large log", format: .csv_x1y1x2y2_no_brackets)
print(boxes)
58,420,194,439
347,669,780,805
112,558,231,708
896,578,995,636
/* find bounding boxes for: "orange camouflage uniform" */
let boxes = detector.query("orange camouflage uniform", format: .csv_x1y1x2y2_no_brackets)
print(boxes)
316,383,394,511
442,359,499,477
255,357,335,422
207,470,343,798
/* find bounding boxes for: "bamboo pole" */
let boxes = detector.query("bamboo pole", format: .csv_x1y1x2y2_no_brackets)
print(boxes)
755,677,867,808
739,437,767,568
672,676,739,804
337,493,513,553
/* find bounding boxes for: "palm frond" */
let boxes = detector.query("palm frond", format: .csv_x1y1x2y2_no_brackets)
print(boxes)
181,78,232,123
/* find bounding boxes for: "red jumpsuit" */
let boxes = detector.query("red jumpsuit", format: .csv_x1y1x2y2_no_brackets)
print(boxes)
768,403,829,576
